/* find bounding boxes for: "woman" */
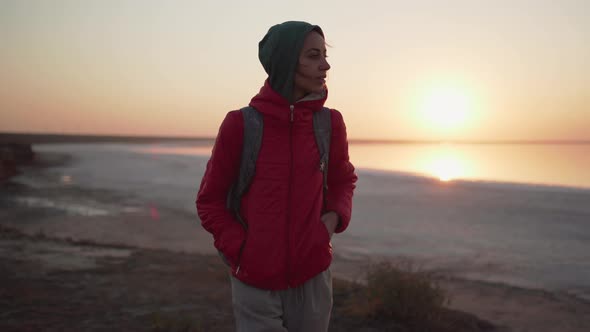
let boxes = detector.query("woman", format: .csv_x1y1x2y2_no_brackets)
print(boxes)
196,21,357,332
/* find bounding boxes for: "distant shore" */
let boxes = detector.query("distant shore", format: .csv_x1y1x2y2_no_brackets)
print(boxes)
0,132,214,145
2,132,589,145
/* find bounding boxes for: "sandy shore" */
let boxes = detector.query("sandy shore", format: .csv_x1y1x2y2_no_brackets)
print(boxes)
2,151,590,331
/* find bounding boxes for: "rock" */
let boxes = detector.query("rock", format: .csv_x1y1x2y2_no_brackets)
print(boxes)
0,143,35,181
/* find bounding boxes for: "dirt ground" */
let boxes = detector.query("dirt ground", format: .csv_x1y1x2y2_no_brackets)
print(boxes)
0,226,502,332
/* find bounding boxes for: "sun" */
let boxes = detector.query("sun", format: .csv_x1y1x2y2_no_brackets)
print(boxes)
418,86,472,131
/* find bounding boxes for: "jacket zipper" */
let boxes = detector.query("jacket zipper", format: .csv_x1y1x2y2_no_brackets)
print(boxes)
286,104,294,287
234,214,249,276
235,238,246,275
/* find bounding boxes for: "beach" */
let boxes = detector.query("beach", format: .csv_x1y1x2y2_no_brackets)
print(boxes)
2,143,590,331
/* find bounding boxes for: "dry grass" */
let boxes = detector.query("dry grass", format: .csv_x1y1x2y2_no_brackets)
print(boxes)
150,311,202,332
342,260,449,327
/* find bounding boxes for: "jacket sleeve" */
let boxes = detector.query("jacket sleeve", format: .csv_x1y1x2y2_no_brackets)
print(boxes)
325,109,358,233
196,110,246,268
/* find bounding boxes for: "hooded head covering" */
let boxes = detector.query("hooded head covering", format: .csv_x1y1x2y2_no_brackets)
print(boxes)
258,21,324,103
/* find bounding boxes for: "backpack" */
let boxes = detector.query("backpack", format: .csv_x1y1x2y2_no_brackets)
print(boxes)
226,106,332,229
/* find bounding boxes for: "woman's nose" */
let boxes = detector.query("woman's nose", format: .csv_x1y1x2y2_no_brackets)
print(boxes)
321,57,331,71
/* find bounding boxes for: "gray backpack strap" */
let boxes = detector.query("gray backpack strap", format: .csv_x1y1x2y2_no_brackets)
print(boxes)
226,106,263,229
313,107,332,209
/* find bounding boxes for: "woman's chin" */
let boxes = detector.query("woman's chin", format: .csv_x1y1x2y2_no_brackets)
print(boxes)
312,85,327,95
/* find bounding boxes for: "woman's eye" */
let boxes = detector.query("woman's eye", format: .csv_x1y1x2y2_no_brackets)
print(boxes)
309,54,329,59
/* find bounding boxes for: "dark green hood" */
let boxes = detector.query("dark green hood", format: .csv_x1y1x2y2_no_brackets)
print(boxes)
258,21,324,103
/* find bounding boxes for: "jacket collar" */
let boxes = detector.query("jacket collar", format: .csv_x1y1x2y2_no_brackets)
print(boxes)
249,79,328,121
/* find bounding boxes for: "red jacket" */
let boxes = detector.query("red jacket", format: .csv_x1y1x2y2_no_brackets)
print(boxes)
196,81,357,289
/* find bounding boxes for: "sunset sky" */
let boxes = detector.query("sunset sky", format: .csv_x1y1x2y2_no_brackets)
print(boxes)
1,0,588,141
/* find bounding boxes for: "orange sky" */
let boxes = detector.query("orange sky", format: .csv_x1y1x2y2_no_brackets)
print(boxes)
1,0,589,141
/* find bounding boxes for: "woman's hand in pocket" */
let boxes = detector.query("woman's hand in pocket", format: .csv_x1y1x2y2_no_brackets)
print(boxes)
320,211,339,239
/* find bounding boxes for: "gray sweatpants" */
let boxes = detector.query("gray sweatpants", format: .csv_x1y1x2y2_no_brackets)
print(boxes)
230,269,333,332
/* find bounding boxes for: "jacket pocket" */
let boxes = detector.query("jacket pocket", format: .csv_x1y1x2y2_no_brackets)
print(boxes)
233,235,249,275
218,233,248,270
316,219,333,260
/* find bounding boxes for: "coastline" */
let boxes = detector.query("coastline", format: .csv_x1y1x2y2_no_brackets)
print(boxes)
2,148,590,331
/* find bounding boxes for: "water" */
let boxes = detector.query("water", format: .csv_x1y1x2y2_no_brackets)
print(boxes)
138,142,590,189
23,142,590,300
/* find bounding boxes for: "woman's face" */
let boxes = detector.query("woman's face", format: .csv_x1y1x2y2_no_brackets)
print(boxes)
293,31,331,101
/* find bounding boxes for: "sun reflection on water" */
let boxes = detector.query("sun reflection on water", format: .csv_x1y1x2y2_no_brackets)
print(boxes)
421,145,467,182
429,156,463,181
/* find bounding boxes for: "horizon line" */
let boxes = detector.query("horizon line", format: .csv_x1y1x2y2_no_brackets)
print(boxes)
1,132,590,145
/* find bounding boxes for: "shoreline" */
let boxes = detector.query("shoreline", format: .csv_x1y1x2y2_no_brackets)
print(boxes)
355,167,590,194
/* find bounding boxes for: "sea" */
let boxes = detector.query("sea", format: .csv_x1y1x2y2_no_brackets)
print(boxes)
12,141,590,301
